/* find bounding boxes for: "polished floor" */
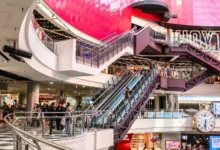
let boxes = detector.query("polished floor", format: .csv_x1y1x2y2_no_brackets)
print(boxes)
0,127,13,150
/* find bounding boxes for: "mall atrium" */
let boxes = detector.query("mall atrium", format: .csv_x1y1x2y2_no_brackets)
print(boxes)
1,0,220,150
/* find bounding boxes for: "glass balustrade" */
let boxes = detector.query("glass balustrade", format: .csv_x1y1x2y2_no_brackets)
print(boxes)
5,111,111,150
32,17,56,53
76,31,134,68
84,70,133,114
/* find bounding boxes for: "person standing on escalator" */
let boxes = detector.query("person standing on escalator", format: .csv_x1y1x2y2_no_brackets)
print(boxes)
125,86,131,104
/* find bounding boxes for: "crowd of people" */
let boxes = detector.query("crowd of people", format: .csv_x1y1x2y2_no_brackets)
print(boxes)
31,102,75,137
31,102,99,137
116,63,195,80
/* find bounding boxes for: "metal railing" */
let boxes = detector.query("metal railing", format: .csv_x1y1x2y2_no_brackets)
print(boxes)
83,70,133,114
111,69,159,124
138,109,198,119
151,28,220,60
5,111,111,150
76,31,134,68
31,17,56,54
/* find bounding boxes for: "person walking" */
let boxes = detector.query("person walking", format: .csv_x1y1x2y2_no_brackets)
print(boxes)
2,102,9,120
48,103,56,136
65,106,73,137
91,106,97,128
31,103,41,127
55,103,63,132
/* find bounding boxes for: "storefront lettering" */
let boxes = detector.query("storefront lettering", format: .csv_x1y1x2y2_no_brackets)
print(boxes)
172,30,220,50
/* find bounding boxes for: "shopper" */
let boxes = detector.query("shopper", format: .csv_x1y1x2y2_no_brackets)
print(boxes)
48,103,56,136
56,103,66,131
31,103,41,127
2,102,9,120
125,86,131,102
91,106,97,128
65,106,73,137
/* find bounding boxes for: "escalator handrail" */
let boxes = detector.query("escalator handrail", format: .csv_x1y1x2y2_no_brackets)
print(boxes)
82,70,132,114
97,70,141,112
95,72,134,111
104,75,143,112
112,70,157,123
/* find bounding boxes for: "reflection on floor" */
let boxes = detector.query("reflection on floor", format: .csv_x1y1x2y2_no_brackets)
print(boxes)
0,127,13,150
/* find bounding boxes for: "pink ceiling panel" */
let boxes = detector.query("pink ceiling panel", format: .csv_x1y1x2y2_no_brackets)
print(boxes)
44,0,220,40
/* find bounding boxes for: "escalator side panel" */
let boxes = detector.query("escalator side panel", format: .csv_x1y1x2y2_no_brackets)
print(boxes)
94,73,132,109
113,74,160,142
98,73,141,111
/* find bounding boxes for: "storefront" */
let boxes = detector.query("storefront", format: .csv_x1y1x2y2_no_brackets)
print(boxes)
180,134,220,150
117,133,162,150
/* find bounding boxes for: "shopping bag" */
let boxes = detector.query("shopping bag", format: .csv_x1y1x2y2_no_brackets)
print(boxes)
60,117,66,126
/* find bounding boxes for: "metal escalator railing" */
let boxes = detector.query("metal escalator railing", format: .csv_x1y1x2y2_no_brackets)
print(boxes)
83,70,133,114
94,71,143,125
5,112,110,150
151,28,220,60
171,36,220,60
97,70,141,111
109,70,158,126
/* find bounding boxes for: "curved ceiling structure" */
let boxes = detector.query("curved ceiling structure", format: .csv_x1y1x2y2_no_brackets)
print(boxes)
43,0,220,40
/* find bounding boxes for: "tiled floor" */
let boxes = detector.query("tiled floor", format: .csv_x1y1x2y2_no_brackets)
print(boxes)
0,127,13,150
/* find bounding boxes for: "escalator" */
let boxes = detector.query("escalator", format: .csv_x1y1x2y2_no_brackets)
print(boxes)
95,73,143,125
83,70,135,113
92,70,160,145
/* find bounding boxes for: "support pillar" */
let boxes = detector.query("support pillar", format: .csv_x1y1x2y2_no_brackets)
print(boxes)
154,95,159,111
27,82,40,112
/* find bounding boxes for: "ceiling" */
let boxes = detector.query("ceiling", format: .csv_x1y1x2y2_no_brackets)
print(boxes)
0,80,98,96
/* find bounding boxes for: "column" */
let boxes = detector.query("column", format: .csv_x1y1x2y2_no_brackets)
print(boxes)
27,82,40,111
154,95,160,110
175,95,179,110
19,93,27,105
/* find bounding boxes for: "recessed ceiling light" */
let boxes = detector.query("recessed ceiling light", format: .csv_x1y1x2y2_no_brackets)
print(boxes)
21,70,25,73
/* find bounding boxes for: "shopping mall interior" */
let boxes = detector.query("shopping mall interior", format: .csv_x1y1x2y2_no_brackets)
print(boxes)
1,0,220,150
